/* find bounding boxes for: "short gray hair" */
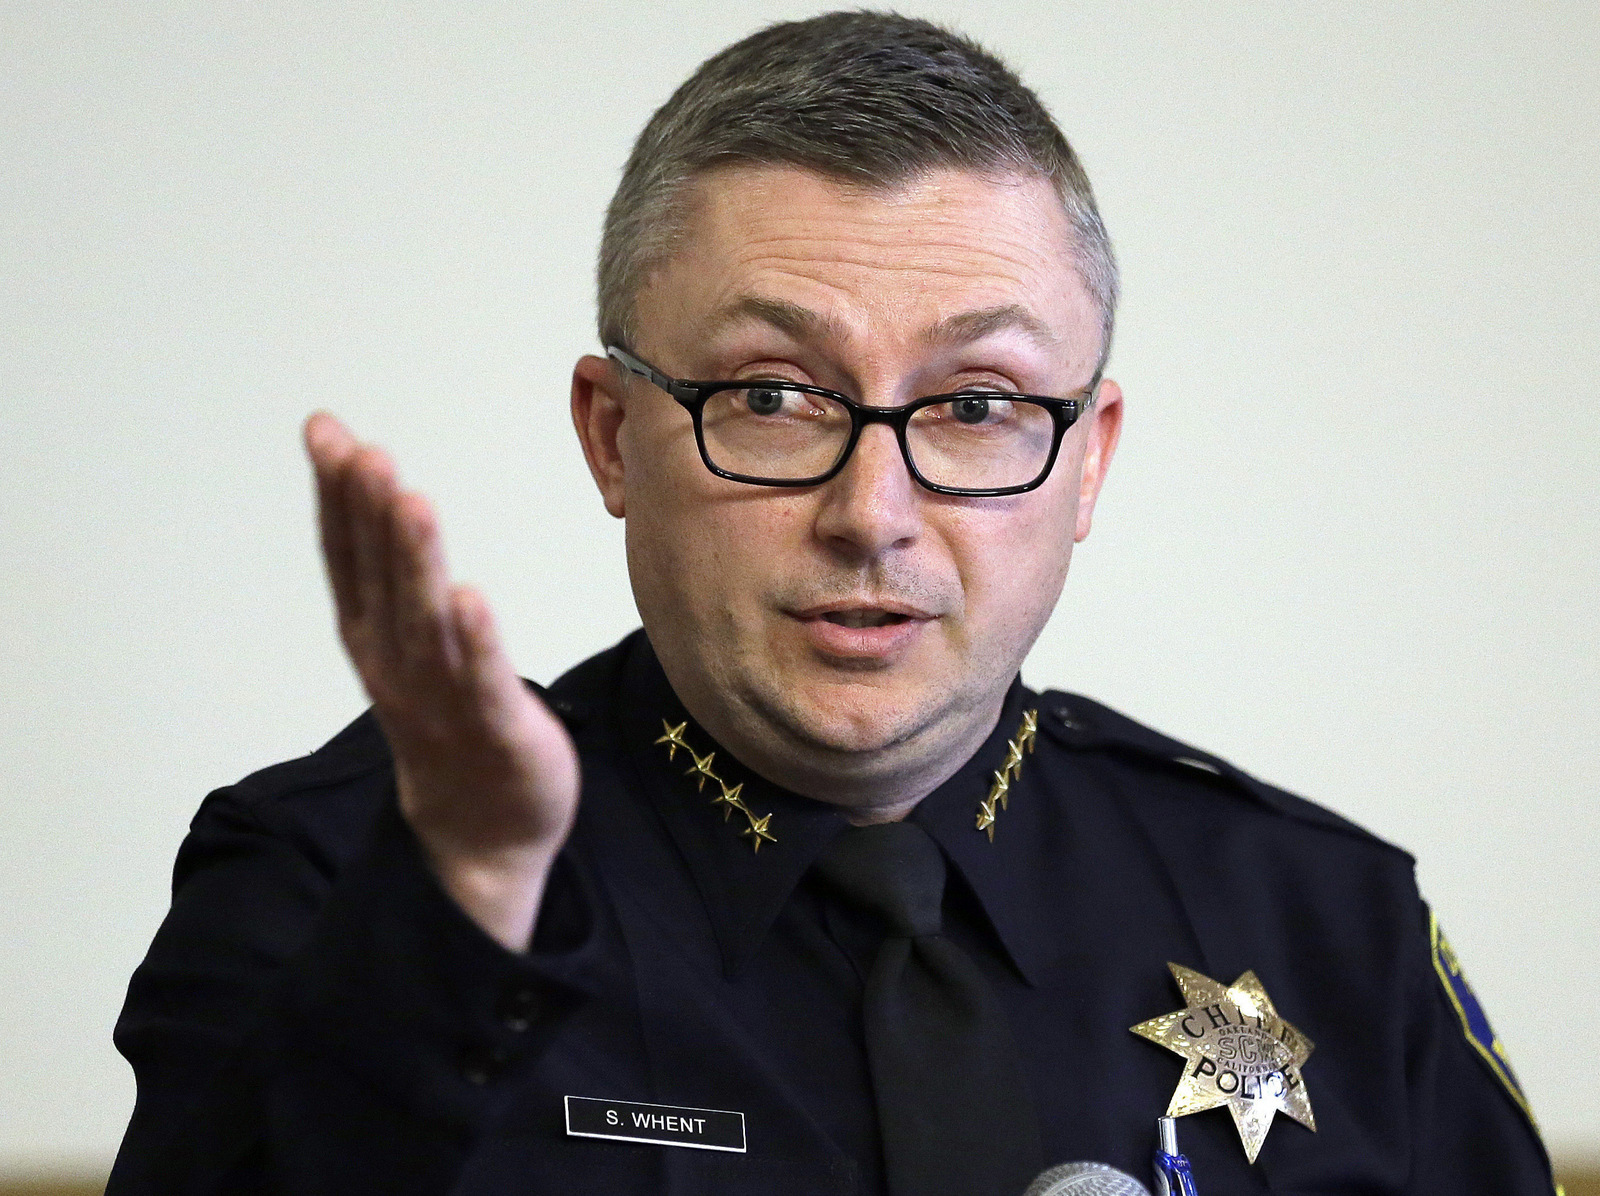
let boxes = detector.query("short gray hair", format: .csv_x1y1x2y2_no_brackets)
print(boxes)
598,12,1118,364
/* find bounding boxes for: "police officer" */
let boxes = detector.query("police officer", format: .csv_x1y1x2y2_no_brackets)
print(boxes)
108,13,1554,1195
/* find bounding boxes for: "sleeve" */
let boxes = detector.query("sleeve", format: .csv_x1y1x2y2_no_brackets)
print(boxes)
1405,902,1555,1195
106,770,600,1196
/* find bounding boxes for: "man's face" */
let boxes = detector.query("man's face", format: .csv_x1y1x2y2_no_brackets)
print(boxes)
573,164,1121,807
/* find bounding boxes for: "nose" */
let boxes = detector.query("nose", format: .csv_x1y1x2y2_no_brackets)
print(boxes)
812,422,923,560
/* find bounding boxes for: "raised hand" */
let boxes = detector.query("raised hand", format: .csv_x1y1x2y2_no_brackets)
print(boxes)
304,412,581,951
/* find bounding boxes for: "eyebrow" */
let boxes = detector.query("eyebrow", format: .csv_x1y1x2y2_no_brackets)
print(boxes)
703,296,847,343
923,304,1060,350
702,296,1059,351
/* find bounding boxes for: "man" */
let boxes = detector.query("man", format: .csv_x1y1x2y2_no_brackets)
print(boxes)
108,13,1553,1195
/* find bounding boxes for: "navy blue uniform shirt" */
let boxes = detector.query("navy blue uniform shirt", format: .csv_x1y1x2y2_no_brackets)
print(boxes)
108,631,1553,1194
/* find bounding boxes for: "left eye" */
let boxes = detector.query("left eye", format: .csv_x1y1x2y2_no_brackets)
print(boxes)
944,394,1017,425
952,396,992,424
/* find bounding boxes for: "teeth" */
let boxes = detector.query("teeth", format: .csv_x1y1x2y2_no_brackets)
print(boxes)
825,610,901,628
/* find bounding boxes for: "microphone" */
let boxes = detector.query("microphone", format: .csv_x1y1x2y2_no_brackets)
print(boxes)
1023,1161,1152,1196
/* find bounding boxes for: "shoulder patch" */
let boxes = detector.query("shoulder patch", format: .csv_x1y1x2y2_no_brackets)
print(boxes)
1430,911,1537,1128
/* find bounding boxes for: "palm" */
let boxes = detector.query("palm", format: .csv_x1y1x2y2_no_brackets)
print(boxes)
304,412,579,948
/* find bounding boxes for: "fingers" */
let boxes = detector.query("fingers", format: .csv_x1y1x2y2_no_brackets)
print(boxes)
453,584,513,709
390,489,460,674
305,413,362,623
304,412,460,695
347,443,399,658
304,412,405,653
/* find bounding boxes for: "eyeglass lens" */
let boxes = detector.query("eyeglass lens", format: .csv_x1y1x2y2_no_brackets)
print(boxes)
700,385,1058,490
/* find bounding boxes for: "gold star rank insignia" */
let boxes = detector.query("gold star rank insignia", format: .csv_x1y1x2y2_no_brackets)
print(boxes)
740,812,776,851
709,781,743,821
1000,739,1026,781
653,719,777,853
684,748,719,792
975,796,998,837
1131,963,1316,1163
973,708,1038,840
654,721,690,761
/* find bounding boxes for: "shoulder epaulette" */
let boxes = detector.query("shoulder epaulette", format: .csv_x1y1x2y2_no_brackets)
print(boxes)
210,640,622,824
542,637,633,727
213,709,392,816
1034,689,1411,858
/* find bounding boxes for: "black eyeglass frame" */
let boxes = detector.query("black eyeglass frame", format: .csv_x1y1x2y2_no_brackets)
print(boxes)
606,345,1102,497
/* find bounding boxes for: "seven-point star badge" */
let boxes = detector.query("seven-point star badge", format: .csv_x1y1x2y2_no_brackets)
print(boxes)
1130,963,1316,1163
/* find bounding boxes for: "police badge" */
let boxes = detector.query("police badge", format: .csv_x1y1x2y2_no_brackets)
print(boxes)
1131,963,1316,1163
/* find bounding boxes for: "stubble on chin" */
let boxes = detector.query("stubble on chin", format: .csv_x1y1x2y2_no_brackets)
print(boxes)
657,559,1017,793
729,640,996,770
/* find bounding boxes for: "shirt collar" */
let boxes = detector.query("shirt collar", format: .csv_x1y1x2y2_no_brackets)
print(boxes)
910,684,1070,987
614,632,1061,984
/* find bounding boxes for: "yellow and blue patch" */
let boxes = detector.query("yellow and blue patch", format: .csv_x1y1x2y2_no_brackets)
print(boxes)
1429,911,1536,1128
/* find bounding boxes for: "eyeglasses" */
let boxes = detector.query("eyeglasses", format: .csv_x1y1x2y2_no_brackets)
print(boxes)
606,346,1100,497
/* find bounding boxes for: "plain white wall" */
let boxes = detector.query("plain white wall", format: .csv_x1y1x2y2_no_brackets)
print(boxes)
3,0,1596,1174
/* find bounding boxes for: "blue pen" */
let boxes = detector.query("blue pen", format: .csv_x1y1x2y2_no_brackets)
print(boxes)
1153,1118,1199,1196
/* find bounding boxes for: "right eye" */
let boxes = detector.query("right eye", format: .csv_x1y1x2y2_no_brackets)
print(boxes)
744,385,788,416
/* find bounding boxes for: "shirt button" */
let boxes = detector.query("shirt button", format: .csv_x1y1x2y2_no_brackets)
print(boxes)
1053,705,1080,731
498,985,540,1033
460,1043,510,1086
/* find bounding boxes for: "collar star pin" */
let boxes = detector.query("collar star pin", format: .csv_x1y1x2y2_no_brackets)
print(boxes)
653,719,777,853
654,721,690,761
1131,963,1316,1163
973,707,1039,840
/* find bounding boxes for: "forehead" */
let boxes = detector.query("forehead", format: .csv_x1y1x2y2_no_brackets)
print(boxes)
634,164,1100,375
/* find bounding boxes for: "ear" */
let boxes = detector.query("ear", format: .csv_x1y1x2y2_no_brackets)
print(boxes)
1074,377,1123,543
571,354,629,519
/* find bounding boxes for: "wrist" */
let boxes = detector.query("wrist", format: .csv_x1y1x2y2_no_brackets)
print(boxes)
424,840,559,952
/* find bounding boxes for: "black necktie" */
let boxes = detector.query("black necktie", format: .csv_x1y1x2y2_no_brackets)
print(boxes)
815,822,1043,1196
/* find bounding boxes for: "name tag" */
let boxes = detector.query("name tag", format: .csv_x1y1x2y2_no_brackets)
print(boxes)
564,1096,747,1153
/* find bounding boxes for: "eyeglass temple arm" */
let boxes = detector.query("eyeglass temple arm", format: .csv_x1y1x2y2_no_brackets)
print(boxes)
606,345,698,403
1083,367,1105,412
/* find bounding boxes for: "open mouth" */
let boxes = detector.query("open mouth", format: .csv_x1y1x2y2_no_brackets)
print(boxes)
790,600,933,658
820,609,911,629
